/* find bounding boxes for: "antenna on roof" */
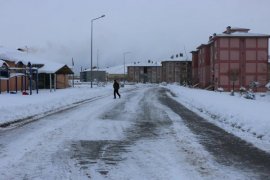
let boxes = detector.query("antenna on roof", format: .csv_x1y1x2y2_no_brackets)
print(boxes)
17,48,26,52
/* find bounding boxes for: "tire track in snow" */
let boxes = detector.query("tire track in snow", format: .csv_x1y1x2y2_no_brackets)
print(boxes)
69,87,224,179
159,88,270,179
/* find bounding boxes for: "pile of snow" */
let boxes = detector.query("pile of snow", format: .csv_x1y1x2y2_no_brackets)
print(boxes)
168,84,270,152
0,83,134,126
266,82,270,90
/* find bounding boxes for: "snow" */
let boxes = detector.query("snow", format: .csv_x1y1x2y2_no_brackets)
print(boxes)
99,64,125,74
1,83,269,153
0,60,6,67
0,83,269,179
216,32,270,37
0,83,126,126
0,46,71,74
266,81,270,89
167,84,270,153
38,61,68,73
85,62,162,75
9,73,25,78
162,58,191,62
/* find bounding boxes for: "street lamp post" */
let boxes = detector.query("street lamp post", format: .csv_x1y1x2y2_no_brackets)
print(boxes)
91,14,105,88
123,52,131,84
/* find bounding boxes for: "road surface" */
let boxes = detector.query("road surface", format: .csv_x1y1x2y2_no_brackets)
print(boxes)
0,85,269,179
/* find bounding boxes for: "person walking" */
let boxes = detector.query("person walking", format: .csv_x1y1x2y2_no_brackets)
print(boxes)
113,80,121,99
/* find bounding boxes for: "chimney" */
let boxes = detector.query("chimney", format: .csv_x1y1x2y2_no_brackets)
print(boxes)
226,26,231,34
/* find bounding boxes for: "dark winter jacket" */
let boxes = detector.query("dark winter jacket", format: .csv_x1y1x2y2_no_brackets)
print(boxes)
113,81,120,90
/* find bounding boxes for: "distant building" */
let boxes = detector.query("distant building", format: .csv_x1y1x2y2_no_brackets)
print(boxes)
161,60,192,85
100,65,126,82
127,62,162,83
126,60,192,84
192,26,270,92
38,64,73,89
80,70,106,82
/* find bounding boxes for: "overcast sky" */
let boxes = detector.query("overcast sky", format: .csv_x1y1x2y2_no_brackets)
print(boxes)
1,0,270,73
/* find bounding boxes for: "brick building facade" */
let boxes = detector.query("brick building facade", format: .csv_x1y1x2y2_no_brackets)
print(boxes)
192,26,270,92
191,50,199,86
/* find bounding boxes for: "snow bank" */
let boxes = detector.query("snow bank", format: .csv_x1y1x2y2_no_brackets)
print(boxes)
0,83,134,126
167,84,270,152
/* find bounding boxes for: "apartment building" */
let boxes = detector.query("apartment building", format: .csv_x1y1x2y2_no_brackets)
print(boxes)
161,60,192,85
127,62,162,83
192,26,270,92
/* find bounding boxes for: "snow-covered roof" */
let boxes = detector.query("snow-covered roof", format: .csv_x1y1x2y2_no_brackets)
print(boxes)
38,62,66,73
162,58,191,62
85,62,162,75
230,27,249,30
196,43,210,49
0,60,6,67
0,46,73,74
216,32,270,37
223,27,250,33
129,61,162,67
190,50,199,53
100,65,124,74
9,73,25,78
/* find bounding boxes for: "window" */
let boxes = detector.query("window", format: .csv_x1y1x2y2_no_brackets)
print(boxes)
258,38,268,48
230,51,240,61
220,50,229,60
220,63,229,73
0,64,9,78
246,51,256,61
257,51,267,61
257,63,267,73
220,38,229,48
246,38,256,48
230,38,240,48
144,67,147,74
246,63,256,73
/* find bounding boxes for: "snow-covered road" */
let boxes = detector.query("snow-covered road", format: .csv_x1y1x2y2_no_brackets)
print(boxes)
0,85,267,179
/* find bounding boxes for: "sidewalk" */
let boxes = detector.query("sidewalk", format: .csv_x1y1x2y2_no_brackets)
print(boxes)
0,84,132,127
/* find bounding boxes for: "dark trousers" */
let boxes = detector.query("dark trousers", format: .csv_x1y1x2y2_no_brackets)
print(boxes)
114,89,120,98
